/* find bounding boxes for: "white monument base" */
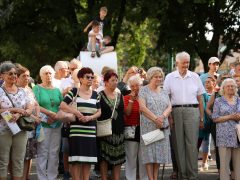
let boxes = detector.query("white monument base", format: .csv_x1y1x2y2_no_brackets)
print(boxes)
79,51,118,75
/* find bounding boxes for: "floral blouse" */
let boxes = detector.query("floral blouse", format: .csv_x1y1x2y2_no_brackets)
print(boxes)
212,96,240,148
0,87,30,135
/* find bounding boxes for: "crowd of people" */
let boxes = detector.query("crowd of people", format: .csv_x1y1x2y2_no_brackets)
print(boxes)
0,51,240,180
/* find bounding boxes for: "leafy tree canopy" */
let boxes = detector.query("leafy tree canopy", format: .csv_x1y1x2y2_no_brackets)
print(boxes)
0,0,239,76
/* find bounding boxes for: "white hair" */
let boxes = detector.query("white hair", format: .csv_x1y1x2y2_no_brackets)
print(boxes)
39,65,55,77
147,67,164,81
219,78,238,96
127,74,143,86
70,58,82,69
54,61,68,72
176,51,190,62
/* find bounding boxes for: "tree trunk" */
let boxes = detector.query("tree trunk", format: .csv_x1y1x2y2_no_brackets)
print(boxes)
112,0,126,47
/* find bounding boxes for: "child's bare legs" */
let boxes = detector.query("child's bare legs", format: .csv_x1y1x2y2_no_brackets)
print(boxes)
89,36,96,57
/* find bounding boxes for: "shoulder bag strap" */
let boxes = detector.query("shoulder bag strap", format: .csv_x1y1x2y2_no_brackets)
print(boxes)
110,94,118,119
1,87,15,107
99,91,118,119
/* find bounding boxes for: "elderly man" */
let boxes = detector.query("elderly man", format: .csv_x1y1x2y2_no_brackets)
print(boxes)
53,60,69,88
60,58,82,94
164,51,205,180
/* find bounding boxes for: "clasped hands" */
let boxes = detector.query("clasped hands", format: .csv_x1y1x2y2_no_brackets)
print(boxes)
9,108,31,123
229,113,240,121
154,116,164,129
75,111,92,123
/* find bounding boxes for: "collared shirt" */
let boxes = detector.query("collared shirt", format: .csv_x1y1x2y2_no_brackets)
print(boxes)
163,70,205,105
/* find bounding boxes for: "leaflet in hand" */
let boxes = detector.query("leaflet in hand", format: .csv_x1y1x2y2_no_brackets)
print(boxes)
1,111,21,135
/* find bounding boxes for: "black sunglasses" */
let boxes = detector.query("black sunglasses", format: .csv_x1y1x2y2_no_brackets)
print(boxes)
85,75,94,80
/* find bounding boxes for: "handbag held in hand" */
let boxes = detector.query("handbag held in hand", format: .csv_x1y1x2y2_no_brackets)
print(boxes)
142,129,165,145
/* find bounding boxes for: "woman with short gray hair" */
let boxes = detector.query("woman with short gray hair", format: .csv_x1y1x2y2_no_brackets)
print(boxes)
0,62,32,179
139,67,172,180
124,75,147,180
32,65,63,180
212,78,240,180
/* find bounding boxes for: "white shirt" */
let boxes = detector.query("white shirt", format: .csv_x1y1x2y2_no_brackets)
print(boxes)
163,70,205,105
59,76,74,93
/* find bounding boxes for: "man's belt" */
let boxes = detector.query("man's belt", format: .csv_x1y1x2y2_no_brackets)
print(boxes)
172,104,199,108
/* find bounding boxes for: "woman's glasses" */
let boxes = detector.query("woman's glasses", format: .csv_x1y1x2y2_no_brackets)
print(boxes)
3,72,17,76
84,75,94,80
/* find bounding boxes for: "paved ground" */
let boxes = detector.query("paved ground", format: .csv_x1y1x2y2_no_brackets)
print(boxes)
24,159,219,180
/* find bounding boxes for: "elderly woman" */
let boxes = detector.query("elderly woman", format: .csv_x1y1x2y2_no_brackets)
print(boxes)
15,64,40,180
97,71,125,180
0,62,32,180
124,75,147,180
139,67,172,180
212,78,240,180
60,67,101,180
32,65,63,180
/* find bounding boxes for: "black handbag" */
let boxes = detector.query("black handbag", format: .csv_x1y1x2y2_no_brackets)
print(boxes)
18,116,35,131
1,87,35,131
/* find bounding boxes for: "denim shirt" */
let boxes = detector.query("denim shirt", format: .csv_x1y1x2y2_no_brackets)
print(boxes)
212,96,240,148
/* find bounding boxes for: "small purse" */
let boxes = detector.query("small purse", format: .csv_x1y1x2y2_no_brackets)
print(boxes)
96,94,118,137
124,126,136,139
142,129,165,145
56,88,79,122
1,87,35,131
18,116,35,131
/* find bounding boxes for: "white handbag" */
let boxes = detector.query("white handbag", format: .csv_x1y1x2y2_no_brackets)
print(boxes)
124,126,136,139
142,129,165,145
97,95,118,137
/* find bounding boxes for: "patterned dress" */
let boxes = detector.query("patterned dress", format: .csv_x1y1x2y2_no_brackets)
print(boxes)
24,87,37,160
63,88,100,164
212,96,240,148
97,91,125,165
139,86,171,164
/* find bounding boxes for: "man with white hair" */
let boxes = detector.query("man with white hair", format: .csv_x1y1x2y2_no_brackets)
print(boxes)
164,51,205,180
53,61,69,89
60,58,82,94
200,57,220,86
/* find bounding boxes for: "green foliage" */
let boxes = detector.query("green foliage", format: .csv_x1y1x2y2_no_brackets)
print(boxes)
0,0,239,76
117,18,154,67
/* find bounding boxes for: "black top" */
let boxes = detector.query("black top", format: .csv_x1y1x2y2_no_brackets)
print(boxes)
93,16,108,34
98,91,124,134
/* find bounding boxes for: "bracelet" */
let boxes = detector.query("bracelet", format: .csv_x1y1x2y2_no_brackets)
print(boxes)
129,100,134,103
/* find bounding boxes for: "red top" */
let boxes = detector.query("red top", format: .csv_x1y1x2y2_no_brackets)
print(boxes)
123,95,140,126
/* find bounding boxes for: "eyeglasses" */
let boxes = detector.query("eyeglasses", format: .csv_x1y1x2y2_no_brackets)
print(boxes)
84,75,94,80
3,72,17,76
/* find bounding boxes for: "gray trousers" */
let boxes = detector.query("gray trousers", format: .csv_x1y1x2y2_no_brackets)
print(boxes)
172,107,200,180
